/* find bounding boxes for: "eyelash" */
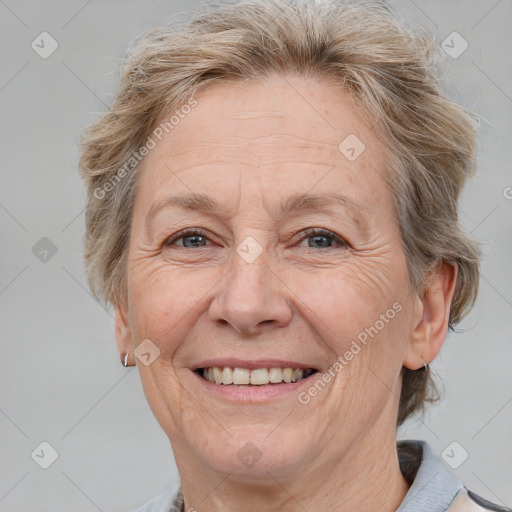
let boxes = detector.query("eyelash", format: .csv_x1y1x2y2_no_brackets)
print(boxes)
164,228,347,249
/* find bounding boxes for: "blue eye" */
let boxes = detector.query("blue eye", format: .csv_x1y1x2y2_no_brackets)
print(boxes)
298,228,347,249
165,229,211,248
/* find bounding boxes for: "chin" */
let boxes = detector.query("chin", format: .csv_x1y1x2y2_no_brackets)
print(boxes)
189,423,316,480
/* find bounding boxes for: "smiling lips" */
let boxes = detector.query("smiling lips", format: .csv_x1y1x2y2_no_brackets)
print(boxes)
198,366,317,386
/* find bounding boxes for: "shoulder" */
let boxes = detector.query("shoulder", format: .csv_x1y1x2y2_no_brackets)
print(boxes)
447,488,512,511
129,481,183,512
397,440,511,512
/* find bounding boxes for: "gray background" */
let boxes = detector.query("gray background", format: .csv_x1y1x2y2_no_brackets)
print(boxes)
1,0,511,510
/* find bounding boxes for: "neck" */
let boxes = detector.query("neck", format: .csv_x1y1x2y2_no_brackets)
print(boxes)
174,428,410,511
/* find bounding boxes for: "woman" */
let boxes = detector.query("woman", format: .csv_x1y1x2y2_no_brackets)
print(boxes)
79,0,510,510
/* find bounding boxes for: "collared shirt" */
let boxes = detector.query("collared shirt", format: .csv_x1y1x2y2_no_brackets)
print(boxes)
130,440,511,512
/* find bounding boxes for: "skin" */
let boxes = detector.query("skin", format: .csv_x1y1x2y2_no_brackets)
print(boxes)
115,73,457,512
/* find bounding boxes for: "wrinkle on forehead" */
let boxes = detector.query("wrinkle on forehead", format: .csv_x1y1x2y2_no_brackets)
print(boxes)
163,133,361,172
226,110,286,120
166,135,345,172
136,74,394,237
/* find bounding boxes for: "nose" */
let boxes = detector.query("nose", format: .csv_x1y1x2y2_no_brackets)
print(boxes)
208,245,293,335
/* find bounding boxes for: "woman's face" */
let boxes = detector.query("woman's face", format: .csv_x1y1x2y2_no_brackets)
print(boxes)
117,74,423,480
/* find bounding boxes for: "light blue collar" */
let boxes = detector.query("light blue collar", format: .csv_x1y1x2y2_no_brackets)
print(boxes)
396,440,463,512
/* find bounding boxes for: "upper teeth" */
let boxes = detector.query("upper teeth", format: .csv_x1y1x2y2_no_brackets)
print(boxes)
201,367,314,385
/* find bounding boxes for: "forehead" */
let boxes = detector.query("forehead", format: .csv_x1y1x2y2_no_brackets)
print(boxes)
136,74,391,216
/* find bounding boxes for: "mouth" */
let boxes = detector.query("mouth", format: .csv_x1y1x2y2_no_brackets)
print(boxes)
195,366,319,386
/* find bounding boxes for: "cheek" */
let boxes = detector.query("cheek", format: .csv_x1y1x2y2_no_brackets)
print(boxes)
286,258,408,349
126,262,208,357
134,362,189,440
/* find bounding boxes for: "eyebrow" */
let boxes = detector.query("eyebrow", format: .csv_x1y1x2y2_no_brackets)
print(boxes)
145,191,370,227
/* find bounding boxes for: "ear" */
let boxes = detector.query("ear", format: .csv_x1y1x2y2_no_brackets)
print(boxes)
403,261,458,370
114,301,133,365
